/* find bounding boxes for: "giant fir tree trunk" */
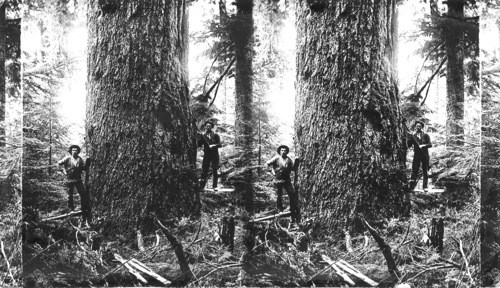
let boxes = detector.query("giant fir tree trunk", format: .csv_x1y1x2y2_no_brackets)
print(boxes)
231,0,254,212
295,0,407,234
0,4,6,147
86,0,197,234
444,0,465,147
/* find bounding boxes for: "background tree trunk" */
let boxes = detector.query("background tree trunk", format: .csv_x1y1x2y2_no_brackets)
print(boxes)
231,0,254,213
86,0,197,235
295,0,407,234
444,0,465,147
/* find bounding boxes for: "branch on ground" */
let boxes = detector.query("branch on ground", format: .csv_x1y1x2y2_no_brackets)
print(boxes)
156,218,195,281
361,217,400,278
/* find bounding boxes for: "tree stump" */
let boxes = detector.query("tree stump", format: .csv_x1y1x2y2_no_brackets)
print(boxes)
220,216,235,252
429,218,444,253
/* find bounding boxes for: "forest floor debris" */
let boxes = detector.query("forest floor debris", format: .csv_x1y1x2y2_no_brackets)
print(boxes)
21,172,480,287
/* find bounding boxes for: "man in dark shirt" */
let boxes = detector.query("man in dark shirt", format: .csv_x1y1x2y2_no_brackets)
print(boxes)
266,145,301,224
407,120,432,192
58,144,91,227
197,121,222,191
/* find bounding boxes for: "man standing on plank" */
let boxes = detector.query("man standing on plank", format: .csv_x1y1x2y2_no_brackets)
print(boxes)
197,121,222,191
407,120,432,192
58,144,91,227
266,145,301,224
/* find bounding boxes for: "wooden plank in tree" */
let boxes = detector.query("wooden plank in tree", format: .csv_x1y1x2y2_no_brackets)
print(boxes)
203,188,235,192
413,188,445,193
41,210,82,222
249,211,292,223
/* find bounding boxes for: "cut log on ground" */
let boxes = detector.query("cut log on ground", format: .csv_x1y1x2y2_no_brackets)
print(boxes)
114,254,148,284
114,254,171,285
249,211,291,223
321,255,355,286
336,259,378,287
41,210,82,222
129,258,171,285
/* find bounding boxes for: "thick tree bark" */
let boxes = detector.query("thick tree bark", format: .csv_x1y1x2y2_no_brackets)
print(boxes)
295,0,407,234
481,69,500,281
444,0,465,146
86,0,197,234
0,4,6,147
231,0,254,212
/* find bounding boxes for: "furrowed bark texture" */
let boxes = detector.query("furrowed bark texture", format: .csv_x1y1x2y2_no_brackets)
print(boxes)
231,0,254,212
0,4,5,147
233,0,254,148
481,72,500,280
444,0,465,146
86,0,197,234
295,0,407,233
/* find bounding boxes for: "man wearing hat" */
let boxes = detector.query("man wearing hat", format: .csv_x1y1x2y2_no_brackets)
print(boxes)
406,120,432,192
58,145,91,226
266,145,301,224
197,121,222,191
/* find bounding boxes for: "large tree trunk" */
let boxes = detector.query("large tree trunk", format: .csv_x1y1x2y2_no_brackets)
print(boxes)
0,4,6,147
444,0,465,147
231,0,254,213
86,0,198,235
295,0,407,234
481,69,500,282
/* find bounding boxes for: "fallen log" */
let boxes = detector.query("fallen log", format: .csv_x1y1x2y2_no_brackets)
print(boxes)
129,258,171,285
337,259,378,287
41,210,82,222
249,211,291,223
114,254,148,284
321,255,355,286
